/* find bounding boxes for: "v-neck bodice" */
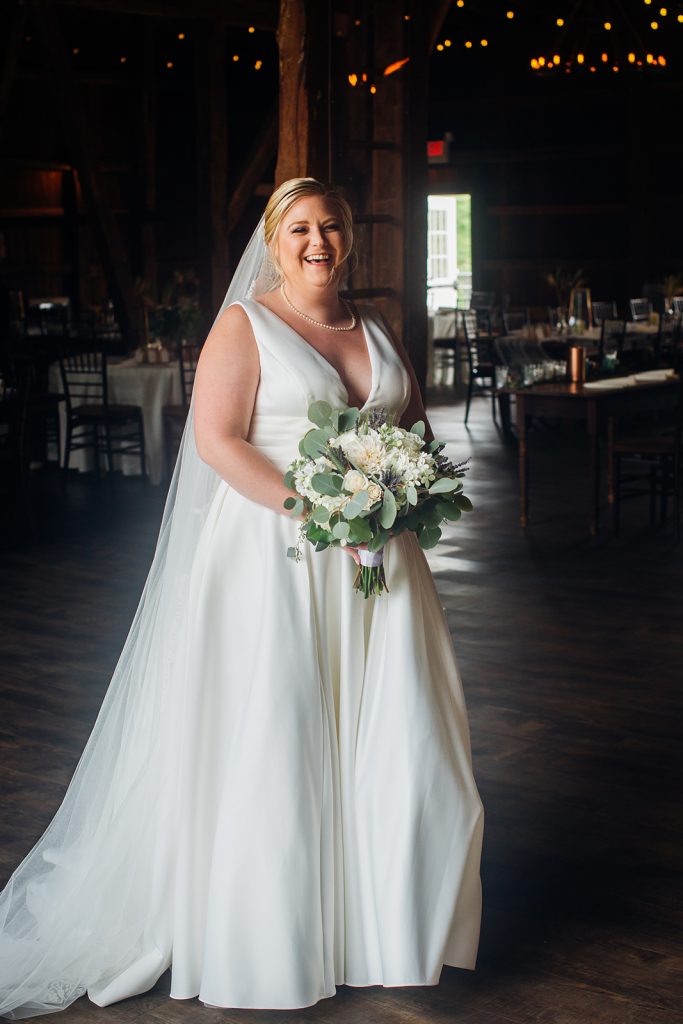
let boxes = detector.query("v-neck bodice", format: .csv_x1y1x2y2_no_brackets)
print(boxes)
235,298,411,472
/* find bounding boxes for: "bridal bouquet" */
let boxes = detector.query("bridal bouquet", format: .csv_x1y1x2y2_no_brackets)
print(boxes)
284,402,472,597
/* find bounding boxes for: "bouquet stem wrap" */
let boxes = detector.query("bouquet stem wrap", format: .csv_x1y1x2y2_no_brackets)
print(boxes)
354,547,388,598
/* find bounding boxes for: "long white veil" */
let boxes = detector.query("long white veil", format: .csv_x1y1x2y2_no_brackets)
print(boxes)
0,218,270,1019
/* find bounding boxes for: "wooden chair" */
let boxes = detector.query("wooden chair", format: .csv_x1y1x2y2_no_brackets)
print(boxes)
59,349,146,477
629,298,652,322
163,342,201,477
461,310,498,424
609,376,682,539
592,300,618,326
502,309,529,334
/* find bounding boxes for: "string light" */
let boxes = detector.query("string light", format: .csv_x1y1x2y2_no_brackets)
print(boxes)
232,54,239,61
348,73,358,86
465,40,473,48
601,51,608,62
72,47,79,55
480,39,488,47
120,56,127,64
658,54,666,64
254,59,262,70
577,52,585,63
436,43,444,50
178,32,185,40
651,21,659,28
678,12,683,21
556,18,565,27
370,84,377,94
612,65,619,72
628,52,636,62
456,0,464,7
659,5,667,12
248,26,255,33
553,53,560,64
384,57,410,75
506,10,515,19
166,61,173,69
538,55,546,66
530,57,539,68
444,39,452,47
604,22,612,30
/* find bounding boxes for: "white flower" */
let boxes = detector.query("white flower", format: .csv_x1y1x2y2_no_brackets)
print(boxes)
366,482,382,504
343,469,369,494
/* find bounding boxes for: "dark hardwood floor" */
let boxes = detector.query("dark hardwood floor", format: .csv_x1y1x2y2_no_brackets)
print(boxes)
1,392,681,1023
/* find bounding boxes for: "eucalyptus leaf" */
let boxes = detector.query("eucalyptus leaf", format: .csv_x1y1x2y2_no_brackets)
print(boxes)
332,521,350,540
312,505,331,524
291,498,304,518
453,493,474,512
369,527,389,552
435,500,462,522
315,540,330,552
406,483,418,506
302,428,332,461
429,477,460,495
339,407,360,431
283,469,295,489
347,517,373,542
283,496,296,510
286,546,298,559
308,400,332,427
419,526,442,550
312,472,343,496
379,488,397,530
410,420,425,439
342,490,368,519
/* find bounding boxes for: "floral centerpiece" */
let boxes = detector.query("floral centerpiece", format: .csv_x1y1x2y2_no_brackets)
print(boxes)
284,402,472,597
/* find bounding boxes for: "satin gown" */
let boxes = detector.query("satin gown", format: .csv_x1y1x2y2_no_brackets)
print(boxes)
0,299,483,1017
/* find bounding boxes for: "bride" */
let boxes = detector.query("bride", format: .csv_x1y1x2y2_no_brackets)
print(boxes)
0,178,483,1019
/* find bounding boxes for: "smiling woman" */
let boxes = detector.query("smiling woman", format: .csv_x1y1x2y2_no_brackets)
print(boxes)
0,178,483,1020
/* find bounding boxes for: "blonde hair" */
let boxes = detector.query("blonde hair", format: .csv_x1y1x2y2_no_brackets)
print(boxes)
263,177,354,284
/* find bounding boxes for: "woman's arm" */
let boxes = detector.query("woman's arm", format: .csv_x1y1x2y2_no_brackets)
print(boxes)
193,304,298,516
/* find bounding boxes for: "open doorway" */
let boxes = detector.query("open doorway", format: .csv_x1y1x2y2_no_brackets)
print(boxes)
427,194,472,311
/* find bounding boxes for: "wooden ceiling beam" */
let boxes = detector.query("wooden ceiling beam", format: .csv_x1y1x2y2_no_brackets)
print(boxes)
54,0,277,30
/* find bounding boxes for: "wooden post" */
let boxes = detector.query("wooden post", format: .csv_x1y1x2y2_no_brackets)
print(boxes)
402,2,431,391
275,0,308,184
195,20,229,318
31,0,141,344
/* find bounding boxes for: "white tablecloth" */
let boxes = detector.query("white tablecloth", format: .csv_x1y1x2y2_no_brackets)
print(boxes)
50,358,183,485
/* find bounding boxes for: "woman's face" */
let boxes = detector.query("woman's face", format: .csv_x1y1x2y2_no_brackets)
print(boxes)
272,195,346,291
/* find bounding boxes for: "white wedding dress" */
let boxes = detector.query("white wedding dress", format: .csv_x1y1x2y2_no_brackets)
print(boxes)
0,298,483,1018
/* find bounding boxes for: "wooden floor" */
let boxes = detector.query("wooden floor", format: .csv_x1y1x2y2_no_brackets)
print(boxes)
1,392,681,1023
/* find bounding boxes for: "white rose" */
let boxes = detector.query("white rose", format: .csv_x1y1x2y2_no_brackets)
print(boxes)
343,469,369,494
366,482,382,504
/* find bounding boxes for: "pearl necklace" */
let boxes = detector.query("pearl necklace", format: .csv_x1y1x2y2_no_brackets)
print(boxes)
281,284,357,332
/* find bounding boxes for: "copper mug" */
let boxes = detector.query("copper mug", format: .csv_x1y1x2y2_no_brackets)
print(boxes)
569,346,585,384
